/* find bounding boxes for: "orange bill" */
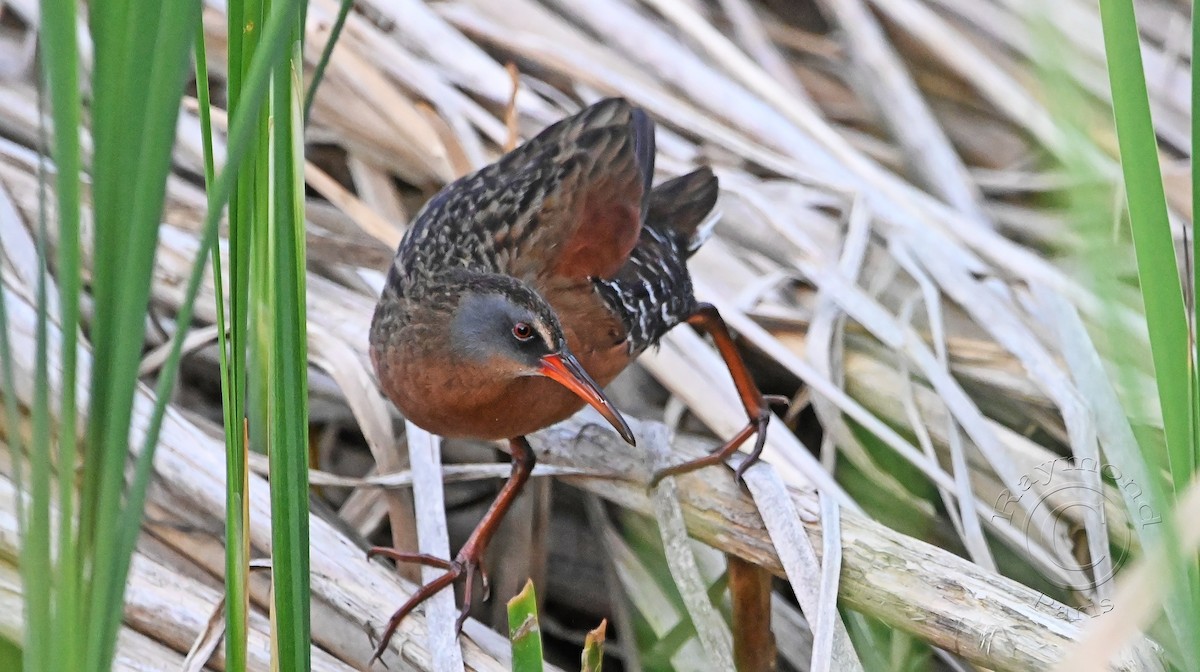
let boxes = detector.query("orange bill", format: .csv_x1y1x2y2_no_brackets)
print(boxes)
539,352,636,446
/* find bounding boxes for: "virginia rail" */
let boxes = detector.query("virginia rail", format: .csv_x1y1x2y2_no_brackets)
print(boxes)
368,98,775,659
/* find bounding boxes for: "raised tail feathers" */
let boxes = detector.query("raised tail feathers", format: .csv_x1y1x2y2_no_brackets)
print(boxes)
645,167,719,255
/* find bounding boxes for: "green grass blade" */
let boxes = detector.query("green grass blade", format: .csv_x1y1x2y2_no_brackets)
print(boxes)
126,0,303,660
1095,0,1200,666
196,14,247,671
33,0,84,666
0,637,21,670
85,2,204,668
41,0,302,667
40,8,82,672
1192,1,1200,482
221,0,311,667
192,0,227,462
224,0,259,665
581,620,607,672
23,102,54,672
302,0,353,124
265,30,311,671
83,0,138,388
24,0,302,670
194,26,218,190
841,611,895,672
1097,0,1193,488
81,0,172,532
238,4,272,670
228,0,307,667
508,579,545,672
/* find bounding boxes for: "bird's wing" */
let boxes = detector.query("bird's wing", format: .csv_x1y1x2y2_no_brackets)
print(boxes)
503,98,654,284
397,98,653,286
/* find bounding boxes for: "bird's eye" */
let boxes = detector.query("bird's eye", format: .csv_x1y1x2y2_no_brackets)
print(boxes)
512,322,535,342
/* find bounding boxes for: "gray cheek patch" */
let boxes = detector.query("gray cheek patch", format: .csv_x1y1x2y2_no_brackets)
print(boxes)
451,292,522,362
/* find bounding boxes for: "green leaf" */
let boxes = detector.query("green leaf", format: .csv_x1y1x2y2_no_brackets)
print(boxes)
1079,1,1200,667
33,0,205,670
26,0,306,670
222,0,260,665
207,1,310,668
38,0,83,664
507,579,545,672
24,119,53,672
1194,0,1200,426
1097,1,1192,493
303,0,353,124
581,620,607,672
87,1,204,665
264,32,312,672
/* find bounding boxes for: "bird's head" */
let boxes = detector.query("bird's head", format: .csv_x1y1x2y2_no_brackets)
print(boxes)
447,274,635,446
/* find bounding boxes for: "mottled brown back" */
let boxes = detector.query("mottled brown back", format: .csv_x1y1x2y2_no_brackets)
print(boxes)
390,98,654,302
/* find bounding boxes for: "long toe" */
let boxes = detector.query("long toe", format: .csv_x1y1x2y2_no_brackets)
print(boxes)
650,419,758,485
454,554,481,635
369,563,464,666
367,547,454,570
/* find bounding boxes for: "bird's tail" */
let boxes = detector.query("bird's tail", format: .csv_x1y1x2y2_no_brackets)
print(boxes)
645,167,719,256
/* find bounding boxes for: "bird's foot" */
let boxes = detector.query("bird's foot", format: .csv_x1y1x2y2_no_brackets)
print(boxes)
649,394,789,488
366,546,486,666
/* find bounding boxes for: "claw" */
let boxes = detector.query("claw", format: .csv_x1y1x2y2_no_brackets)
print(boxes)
454,596,472,634
731,410,771,487
479,566,492,603
763,394,791,411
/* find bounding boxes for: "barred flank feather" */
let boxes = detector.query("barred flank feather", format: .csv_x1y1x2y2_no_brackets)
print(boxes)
594,169,719,353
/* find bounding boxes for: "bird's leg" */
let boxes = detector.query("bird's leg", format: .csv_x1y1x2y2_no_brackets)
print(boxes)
651,303,785,487
368,437,536,666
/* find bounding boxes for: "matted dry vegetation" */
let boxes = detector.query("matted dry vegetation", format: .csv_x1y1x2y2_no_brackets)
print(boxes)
0,0,1192,670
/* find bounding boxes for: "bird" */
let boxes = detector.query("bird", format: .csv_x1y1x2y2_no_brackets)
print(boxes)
367,98,777,662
